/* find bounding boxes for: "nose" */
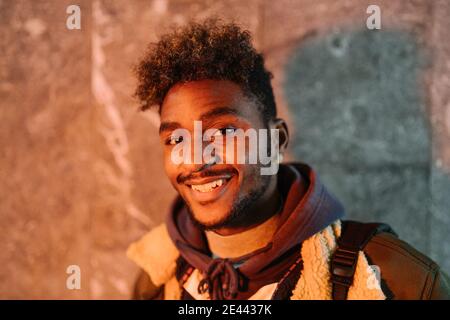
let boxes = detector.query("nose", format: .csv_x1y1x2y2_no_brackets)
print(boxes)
184,135,221,168
178,161,215,184
183,161,212,176
174,127,225,179
179,137,216,173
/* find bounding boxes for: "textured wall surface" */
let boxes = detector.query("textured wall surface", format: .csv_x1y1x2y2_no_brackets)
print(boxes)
0,0,449,299
285,30,430,252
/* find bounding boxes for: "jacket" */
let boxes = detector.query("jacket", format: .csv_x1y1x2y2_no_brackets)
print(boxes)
127,163,450,300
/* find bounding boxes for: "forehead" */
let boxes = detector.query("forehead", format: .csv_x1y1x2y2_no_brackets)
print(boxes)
160,79,257,122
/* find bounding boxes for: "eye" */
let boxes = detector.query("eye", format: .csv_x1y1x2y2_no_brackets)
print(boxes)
166,135,183,145
212,127,237,138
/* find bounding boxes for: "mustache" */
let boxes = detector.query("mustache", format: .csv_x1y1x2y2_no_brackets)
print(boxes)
177,167,237,184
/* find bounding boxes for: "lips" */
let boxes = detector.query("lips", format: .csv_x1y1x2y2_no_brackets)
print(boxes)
190,178,225,192
184,175,234,204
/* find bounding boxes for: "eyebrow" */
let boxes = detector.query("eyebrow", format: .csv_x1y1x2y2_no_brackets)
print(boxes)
159,106,240,134
199,106,240,122
159,121,181,135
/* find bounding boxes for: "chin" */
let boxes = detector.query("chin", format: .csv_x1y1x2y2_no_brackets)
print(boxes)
190,206,232,228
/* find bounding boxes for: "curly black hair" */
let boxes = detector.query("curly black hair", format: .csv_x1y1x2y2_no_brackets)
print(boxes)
134,19,276,122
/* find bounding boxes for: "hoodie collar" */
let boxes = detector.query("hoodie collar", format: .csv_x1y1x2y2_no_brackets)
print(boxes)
166,163,345,298
167,163,345,270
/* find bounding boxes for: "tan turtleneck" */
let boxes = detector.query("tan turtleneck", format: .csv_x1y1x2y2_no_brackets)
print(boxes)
205,213,281,259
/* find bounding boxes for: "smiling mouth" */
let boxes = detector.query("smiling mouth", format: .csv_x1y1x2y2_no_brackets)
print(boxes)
190,178,226,193
184,175,234,203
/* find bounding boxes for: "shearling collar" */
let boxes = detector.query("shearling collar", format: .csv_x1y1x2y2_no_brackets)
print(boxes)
126,163,385,299
126,220,386,299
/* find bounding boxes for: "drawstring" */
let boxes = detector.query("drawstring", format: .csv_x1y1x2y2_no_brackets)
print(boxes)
198,258,241,300
176,238,274,300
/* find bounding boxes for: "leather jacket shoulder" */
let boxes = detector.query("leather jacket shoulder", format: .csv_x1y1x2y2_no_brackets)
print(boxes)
364,232,450,300
132,270,164,300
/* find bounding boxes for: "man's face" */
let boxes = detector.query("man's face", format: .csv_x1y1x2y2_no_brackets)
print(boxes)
159,79,274,230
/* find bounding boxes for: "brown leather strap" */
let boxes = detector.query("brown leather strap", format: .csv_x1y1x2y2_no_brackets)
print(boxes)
331,220,396,300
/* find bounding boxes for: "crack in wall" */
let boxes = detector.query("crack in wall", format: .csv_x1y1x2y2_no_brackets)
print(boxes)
91,0,151,229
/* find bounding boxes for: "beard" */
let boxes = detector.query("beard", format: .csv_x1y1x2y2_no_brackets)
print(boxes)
185,173,272,231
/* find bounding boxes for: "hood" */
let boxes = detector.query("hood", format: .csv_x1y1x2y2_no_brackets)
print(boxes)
165,162,345,299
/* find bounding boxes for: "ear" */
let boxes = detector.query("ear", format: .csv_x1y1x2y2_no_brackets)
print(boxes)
269,118,289,159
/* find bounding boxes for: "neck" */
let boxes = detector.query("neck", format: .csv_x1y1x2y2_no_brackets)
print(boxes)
206,178,283,258
205,211,281,258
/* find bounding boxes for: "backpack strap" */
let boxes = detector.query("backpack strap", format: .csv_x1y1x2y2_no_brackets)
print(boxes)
331,220,397,300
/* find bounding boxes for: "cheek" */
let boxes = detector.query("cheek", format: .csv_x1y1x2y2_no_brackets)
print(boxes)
163,152,178,185
235,164,254,187
239,164,263,189
215,136,254,165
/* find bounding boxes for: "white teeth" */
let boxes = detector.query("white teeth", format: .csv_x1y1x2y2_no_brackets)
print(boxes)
191,179,225,193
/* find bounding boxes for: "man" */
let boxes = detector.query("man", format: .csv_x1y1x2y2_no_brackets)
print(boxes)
126,20,449,300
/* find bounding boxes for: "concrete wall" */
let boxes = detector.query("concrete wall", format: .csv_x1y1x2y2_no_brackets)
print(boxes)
1,0,449,299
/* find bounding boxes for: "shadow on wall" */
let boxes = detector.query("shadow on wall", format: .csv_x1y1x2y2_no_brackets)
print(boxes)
283,28,450,272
